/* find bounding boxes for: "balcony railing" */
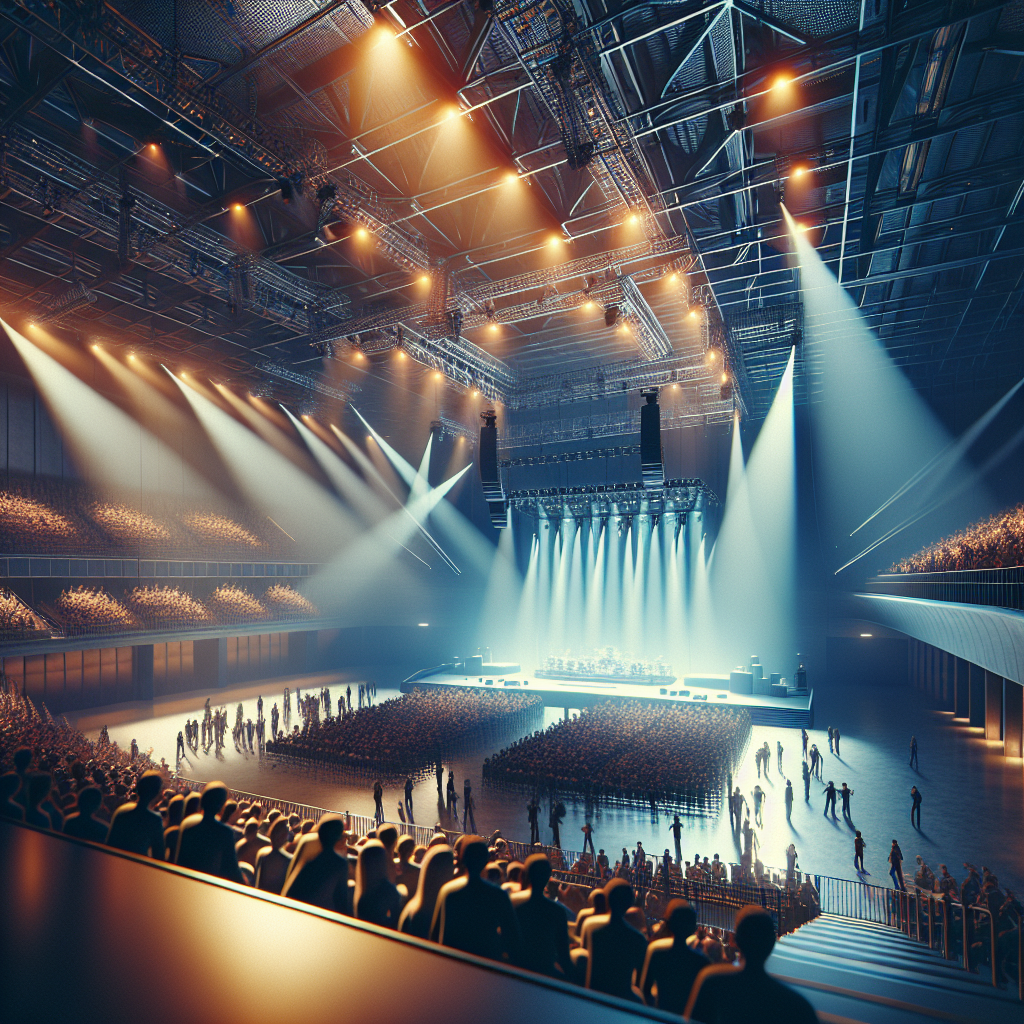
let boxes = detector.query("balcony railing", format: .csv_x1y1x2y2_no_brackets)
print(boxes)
867,566,1024,612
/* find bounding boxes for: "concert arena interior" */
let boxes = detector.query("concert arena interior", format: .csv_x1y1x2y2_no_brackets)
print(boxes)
1,2,1023,1022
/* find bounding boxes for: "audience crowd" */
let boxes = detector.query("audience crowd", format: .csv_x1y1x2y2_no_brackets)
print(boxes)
0,589,50,637
262,584,319,619
89,501,172,543
124,586,213,629
0,476,284,559
891,504,1024,573
268,688,543,772
484,701,751,803
206,584,270,624
51,586,138,633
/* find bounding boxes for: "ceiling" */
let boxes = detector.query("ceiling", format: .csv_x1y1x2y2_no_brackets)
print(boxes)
0,0,1021,429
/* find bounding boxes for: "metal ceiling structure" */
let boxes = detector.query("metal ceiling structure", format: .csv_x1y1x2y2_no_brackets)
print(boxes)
0,0,1020,428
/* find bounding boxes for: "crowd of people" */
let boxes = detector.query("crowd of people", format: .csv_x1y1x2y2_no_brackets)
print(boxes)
262,583,319,619
267,688,544,773
0,589,49,637
51,586,139,633
88,501,172,543
483,701,752,805
891,503,1024,573
0,476,285,560
0,737,821,1021
0,490,83,550
125,585,214,628
205,583,271,624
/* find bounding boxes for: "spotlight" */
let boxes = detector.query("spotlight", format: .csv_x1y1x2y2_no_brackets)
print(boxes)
434,371,442,379
548,235,563,247
397,351,407,360
354,350,364,360
628,213,639,225
504,171,518,184
376,25,395,44
772,74,792,91
689,308,699,320
671,383,678,390
231,203,245,212
582,300,596,311
355,227,369,240
419,274,430,285
488,323,499,334
706,349,717,362
720,371,728,383
471,389,479,397
668,272,678,283
445,106,458,121
792,165,807,179
148,143,159,153
90,343,100,352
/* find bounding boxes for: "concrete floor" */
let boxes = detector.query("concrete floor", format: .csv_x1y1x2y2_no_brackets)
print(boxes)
69,667,1024,893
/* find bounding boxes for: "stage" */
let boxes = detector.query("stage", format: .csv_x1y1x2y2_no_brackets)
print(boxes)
402,665,814,728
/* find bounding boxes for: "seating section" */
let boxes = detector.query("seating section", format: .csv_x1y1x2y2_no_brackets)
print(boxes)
891,504,1024,574
771,915,1021,1024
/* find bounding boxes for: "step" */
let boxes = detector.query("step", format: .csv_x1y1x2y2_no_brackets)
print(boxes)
768,947,1021,1023
778,934,1001,993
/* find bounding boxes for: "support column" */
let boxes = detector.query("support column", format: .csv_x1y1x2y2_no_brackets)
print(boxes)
1004,682,1023,758
954,658,970,718
194,638,227,689
288,630,317,674
969,663,986,728
132,644,154,702
939,651,950,706
985,671,1003,741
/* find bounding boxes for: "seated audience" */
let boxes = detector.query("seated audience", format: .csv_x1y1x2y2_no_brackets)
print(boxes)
511,854,573,978
585,878,647,1001
641,899,709,1012
254,820,293,894
281,815,351,915
175,782,243,883
399,844,455,939
355,839,402,928
106,770,165,858
61,785,107,843
685,905,819,1023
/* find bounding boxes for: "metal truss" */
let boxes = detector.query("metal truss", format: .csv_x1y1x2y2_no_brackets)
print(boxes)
257,362,359,402
507,478,718,521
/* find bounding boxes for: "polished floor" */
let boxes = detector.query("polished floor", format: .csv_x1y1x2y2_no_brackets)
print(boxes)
70,669,1024,892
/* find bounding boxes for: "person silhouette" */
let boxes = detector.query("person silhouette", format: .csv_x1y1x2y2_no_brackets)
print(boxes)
254,819,293,894
840,783,854,818
511,854,573,978
354,839,402,928
106,770,164,858
432,837,521,963
463,779,476,832
405,776,414,816
671,814,683,864
446,771,456,815
527,796,541,844
640,899,709,1013
395,835,420,894
399,844,454,939
24,773,55,830
801,761,811,801
235,818,270,871
685,905,819,1022
436,759,444,795
373,780,384,825
822,780,837,818
910,785,922,829
833,727,841,756
853,830,867,874
282,815,352,915
174,781,243,883
909,735,918,769
61,785,106,843
585,878,647,1001
784,780,794,822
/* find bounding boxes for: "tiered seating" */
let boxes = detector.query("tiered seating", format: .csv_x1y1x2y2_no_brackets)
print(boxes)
771,914,1021,1023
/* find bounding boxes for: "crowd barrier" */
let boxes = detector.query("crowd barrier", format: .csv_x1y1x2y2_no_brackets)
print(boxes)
869,567,1024,611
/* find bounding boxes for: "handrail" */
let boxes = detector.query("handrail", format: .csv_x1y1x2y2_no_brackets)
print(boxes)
963,903,999,988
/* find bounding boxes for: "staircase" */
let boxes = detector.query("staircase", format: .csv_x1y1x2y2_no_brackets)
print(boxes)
768,914,1020,1024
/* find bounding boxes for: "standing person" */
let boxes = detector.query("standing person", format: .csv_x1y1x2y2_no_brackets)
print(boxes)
909,735,918,770
585,879,648,1000
784,780,794,822
640,899,709,1013
670,813,683,865
726,771,733,825
802,761,811,802
827,725,834,753
854,831,867,874
106,771,164,859
777,740,784,774
888,839,906,890
549,801,563,848
346,684,351,710
404,776,414,818
785,843,798,887
762,741,771,778
910,786,922,830
373,780,384,826
752,785,765,827
755,746,762,779
833,727,841,756
732,787,747,829
463,780,476,833
840,783,854,818
801,728,808,759
436,759,444,796
581,820,596,859
527,795,540,844
271,703,279,739
175,730,185,762
257,695,263,721
822,780,837,818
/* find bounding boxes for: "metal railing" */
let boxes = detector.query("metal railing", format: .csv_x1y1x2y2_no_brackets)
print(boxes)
868,566,1024,611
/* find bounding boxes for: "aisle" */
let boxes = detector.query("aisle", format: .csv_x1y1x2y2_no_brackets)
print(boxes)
68,673,1024,892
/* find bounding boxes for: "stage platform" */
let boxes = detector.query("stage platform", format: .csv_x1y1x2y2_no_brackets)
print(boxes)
402,666,813,728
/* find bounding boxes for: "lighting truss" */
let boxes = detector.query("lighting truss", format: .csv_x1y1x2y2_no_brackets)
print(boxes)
256,362,359,402
508,479,718,521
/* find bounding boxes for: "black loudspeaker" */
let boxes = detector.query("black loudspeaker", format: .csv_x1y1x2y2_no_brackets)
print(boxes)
640,389,664,491
479,410,507,528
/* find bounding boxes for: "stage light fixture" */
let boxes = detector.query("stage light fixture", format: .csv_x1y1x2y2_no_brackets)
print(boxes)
628,213,639,225
488,323,499,334
231,203,245,212
721,371,728,383
419,274,430,285
148,143,159,153
397,351,407,360
792,165,807,179
772,74,792,91
355,226,369,240
689,308,700,320
860,633,873,637
706,349,717,362
434,371,442,379
445,106,458,121
504,171,518,184
548,235,563,247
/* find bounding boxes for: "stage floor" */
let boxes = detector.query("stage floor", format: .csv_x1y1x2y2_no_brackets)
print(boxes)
402,668,813,728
